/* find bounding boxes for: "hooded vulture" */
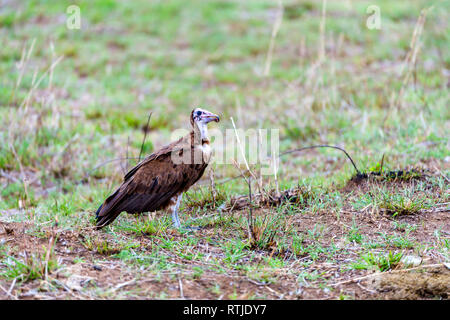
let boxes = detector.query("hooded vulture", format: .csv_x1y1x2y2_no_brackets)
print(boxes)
95,108,220,229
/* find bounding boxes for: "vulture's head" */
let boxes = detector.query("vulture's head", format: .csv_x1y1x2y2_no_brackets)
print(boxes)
190,108,220,127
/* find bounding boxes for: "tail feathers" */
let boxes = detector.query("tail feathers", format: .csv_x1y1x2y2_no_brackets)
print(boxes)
95,203,113,229
95,204,103,219
95,203,117,229
95,188,125,229
96,211,120,229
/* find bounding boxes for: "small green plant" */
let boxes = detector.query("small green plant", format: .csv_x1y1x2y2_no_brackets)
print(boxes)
291,234,305,257
379,192,426,217
80,235,124,255
119,216,171,236
1,248,59,282
352,251,403,272
223,240,248,264
192,266,204,279
247,213,284,250
184,185,229,211
347,221,364,244
392,221,417,233
135,217,171,235
297,270,325,287
245,265,277,284
291,235,328,261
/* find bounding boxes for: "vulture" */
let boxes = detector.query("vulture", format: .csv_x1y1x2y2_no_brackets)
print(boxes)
95,108,220,229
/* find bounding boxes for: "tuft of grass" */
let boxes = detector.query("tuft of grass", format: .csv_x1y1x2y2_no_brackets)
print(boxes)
131,216,171,236
1,249,59,282
347,220,364,244
247,211,286,251
184,185,229,211
352,251,404,272
223,239,248,265
79,235,127,255
379,192,426,217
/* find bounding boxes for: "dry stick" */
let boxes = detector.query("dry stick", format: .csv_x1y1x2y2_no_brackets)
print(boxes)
230,117,257,180
44,233,56,282
230,117,256,240
110,279,136,293
178,276,184,299
0,284,17,300
138,112,153,162
258,129,264,193
272,144,280,196
209,169,217,209
7,278,16,299
232,158,254,242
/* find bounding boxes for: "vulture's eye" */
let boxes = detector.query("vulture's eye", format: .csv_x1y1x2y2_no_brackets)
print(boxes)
196,111,202,116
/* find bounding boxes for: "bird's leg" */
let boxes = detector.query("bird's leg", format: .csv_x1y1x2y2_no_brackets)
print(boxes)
170,194,201,231
171,194,182,228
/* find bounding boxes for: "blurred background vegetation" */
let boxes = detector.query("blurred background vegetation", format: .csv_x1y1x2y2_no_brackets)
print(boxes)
0,0,448,210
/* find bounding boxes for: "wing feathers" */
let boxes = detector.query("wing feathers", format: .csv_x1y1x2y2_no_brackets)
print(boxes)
96,141,208,229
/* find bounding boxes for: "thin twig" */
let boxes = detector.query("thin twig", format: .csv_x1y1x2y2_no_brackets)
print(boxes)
0,284,17,300
231,159,254,241
178,276,184,299
196,144,360,189
279,144,360,174
138,112,153,162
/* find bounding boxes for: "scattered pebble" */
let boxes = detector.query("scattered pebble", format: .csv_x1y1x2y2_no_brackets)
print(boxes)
92,265,102,271
400,255,423,267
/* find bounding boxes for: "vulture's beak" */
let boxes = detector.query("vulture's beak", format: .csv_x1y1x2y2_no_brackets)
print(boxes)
202,111,220,123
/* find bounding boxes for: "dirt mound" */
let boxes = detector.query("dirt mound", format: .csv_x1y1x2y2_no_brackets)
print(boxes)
367,266,450,299
227,186,313,211
341,168,432,194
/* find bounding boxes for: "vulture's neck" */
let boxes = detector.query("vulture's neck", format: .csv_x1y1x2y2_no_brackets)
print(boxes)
192,122,209,145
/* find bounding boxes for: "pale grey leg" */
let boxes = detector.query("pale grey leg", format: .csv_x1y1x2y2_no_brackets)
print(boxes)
171,194,182,228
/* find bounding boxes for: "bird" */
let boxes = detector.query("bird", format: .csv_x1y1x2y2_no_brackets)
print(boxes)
95,107,220,229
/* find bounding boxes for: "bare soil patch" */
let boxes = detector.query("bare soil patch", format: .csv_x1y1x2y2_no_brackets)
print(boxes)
0,169,448,299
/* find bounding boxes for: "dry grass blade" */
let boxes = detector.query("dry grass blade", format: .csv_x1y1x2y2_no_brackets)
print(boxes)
394,7,431,110
264,0,283,76
138,111,153,162
8,142,29,207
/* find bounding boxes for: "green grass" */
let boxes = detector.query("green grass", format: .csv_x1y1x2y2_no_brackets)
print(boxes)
352,251,404,272
1,249,59,282
0,0,448,300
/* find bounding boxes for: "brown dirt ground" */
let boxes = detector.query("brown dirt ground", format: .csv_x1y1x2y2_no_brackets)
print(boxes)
0,170,448,300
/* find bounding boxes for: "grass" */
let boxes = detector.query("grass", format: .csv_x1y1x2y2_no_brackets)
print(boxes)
1,248,59,282
352,251,404,272
0,0,448,299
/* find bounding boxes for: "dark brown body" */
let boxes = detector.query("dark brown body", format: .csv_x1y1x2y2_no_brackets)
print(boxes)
96,130,210,228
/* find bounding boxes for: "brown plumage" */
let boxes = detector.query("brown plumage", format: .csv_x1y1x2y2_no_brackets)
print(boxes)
95,108,220,229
